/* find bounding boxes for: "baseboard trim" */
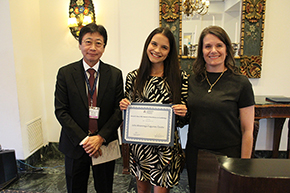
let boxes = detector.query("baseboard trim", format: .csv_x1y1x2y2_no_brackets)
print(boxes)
17,142,63,172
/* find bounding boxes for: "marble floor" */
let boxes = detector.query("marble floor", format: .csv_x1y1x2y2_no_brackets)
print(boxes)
1,157,189,193
1,146,287,193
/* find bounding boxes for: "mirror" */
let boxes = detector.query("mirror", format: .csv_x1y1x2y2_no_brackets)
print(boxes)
159,0,266,78
182,0,241,57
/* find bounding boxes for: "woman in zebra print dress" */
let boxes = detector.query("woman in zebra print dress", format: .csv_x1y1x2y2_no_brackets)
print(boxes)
120,27,188,193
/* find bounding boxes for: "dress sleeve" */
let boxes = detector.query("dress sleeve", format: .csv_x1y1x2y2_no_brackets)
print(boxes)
176,70,189,128
180,70,189,105
124,70,137,102
238,75,255,108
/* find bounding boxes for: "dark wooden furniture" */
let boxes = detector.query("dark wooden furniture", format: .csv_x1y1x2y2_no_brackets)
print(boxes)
121,143,130,174
195,150,222,193
196,150,290,193
254,96,290,158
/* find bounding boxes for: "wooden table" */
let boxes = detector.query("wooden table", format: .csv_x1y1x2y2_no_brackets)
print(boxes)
254,96,290,158
196,150,290,193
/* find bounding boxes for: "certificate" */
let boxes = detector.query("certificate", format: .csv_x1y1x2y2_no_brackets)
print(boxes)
122,103,175,146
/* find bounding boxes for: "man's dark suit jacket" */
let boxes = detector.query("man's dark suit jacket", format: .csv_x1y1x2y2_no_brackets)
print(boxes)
54,59,124,159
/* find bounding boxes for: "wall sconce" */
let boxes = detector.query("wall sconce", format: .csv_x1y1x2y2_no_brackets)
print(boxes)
68,0,96,40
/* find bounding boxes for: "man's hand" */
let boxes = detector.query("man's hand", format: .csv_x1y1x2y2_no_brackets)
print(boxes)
82,135,104,158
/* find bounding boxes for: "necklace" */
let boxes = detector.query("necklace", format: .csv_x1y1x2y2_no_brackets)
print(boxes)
205,69,226,93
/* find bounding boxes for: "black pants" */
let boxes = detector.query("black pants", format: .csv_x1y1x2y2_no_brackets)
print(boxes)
185,142,241,193
65,153,115,193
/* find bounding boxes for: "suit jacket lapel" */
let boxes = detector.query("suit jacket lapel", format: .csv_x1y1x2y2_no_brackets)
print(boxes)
97,61,110,105
71,60,88,108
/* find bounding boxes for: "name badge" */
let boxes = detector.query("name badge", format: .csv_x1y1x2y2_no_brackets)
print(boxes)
89,106,100,119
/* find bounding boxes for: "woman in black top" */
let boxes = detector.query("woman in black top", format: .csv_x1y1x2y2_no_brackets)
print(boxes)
186,26,255,193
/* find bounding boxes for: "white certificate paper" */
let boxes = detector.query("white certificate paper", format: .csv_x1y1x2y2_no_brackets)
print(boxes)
92,139,121,165
123,103,175,146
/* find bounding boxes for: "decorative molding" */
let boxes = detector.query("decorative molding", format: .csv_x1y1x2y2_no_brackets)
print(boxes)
240,0,266,78
240,55,262,78
255,105,290,119
160,0,180,22
245,0,264,23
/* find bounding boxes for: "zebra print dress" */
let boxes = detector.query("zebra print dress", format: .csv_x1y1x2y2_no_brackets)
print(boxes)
124,69,188,188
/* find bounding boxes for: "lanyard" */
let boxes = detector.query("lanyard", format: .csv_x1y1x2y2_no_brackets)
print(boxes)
84,68,99,105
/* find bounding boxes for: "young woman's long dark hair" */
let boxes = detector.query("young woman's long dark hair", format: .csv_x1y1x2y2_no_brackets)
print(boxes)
133,27,182,104
193,26,239,81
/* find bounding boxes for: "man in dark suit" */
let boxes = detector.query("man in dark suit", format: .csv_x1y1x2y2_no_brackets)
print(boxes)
54,23,123,193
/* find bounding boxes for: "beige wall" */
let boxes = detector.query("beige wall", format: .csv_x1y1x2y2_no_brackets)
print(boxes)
0,0,23,157
250,0,290,150
0,0,289,159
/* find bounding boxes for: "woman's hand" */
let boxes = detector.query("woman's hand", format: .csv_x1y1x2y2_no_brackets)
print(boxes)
172,104,187,117
119,98,131,111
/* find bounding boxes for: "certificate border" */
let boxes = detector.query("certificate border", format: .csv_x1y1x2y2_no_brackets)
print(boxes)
122,103,175,146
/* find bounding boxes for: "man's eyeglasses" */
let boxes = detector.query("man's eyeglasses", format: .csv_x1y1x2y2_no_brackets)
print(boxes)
82,40,104,47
